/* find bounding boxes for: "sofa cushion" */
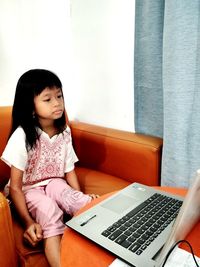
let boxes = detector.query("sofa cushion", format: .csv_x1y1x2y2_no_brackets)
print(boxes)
76,166,130,196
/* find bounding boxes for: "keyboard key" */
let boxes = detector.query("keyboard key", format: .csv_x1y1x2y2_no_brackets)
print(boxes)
129,242,141,253
115,234,127,244
121,239,132,248
108,230,123,240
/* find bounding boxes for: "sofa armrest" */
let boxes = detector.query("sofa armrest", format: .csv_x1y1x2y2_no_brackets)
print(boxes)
70,121,163,186
0,193,18,267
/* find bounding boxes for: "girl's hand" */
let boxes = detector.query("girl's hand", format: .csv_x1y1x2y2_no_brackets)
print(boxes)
23,223,43,247
89,194,100,200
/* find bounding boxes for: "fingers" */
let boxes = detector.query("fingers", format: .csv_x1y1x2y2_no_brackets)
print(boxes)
24,223,43,247
89,194,100,200
34,223,43,240
23,231,38,247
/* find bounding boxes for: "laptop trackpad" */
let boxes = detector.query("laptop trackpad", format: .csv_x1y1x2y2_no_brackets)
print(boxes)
101,194,139,214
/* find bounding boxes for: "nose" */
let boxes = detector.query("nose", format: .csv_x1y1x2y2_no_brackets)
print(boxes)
53,97,60,106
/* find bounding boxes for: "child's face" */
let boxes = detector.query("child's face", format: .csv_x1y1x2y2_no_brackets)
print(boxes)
34,86,64,125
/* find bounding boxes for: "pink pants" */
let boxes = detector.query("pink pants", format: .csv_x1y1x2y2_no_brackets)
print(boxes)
24,179,91,238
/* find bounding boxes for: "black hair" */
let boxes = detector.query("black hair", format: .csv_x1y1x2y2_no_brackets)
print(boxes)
10,69,66,150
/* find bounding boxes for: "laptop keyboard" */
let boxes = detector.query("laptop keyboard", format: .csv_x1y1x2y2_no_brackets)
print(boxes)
101,193,183,255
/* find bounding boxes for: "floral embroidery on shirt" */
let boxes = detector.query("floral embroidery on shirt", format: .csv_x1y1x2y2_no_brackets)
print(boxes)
24,131,70,185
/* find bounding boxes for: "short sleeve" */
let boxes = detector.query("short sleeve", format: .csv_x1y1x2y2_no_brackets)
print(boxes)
64,126,78,173
1,127,28,171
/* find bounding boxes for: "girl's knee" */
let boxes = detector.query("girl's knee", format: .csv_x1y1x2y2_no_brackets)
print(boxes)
45,179,68,199
31,198,64,228
61,187,91,215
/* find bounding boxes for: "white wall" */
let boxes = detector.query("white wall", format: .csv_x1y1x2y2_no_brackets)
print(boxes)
0,0,135,132
0,0,71,105
68,0,135,131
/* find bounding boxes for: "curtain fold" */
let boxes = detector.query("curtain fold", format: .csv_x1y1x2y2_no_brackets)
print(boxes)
134,0,164,138
135,0,200,187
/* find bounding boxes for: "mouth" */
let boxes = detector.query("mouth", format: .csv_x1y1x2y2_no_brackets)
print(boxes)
53,110,63,116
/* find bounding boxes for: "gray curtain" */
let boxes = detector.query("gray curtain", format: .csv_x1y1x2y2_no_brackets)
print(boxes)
134,0,200,188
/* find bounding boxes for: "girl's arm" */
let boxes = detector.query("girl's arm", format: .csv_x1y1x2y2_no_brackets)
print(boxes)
65,169,99,199
10,165,43,246
65,169,81,191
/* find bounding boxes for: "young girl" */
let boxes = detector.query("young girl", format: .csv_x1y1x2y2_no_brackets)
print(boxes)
1,69,97,267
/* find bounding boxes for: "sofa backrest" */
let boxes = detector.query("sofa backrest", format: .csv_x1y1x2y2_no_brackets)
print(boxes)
0,106,12,189
70,121,163,186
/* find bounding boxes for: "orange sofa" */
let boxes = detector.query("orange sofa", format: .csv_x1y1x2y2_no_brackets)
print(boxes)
0,106,163,267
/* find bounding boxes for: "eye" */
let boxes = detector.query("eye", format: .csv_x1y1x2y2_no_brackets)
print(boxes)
43,98,51,102
57,94,63,98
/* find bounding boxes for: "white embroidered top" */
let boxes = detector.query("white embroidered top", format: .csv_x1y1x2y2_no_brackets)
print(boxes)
1,126,78,192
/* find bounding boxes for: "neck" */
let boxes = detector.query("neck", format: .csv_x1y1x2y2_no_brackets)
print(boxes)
39,121,57,138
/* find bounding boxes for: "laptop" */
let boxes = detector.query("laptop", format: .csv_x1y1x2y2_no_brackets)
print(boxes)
66,170,200,267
